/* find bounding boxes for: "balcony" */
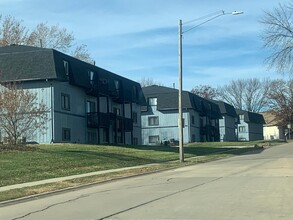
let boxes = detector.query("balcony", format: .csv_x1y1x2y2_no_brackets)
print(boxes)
87,112,133,130
87,112,111,128
87,112,99,128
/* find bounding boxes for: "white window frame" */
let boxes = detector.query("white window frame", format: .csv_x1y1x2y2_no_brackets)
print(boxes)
61,93,70,111
63,60,69,76
148,97,157,106
239,126,246,132
149,135,159,144
148,116,159,126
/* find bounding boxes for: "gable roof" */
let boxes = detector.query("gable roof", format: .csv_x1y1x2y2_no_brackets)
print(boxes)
236,109,266,124
142,85,222,119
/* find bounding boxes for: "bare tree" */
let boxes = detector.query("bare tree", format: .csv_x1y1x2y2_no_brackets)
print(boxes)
28,22,74,52
190,85,218,99
260,1,293,74
218,79,245,110
0,82,49,145
243,78,271,112
72,44,94,64
0,15,28,46
267,79,293,126
139,77,163,87
0,15,93,63
218,78,271,112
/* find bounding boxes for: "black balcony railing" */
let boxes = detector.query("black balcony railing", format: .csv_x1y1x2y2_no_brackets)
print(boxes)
87,112,133,131
87,112,99,128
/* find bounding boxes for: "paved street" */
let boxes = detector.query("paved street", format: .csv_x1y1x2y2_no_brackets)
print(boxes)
2,142,293,220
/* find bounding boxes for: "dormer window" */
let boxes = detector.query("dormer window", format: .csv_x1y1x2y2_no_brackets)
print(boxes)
114,80,120,94
114,80,120,90
63,60,69,76
148,97,157,106
88,70,95,85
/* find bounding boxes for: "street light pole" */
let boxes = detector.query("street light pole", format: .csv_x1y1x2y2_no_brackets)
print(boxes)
178,19,184,162
178,10,243,162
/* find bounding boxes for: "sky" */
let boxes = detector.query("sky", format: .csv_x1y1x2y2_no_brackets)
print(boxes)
0,0,289,91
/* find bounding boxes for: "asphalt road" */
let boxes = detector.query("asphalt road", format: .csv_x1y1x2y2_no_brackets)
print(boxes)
2,142,293,220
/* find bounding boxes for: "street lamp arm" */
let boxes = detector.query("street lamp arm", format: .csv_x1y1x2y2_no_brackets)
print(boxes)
183,13,225,34
183,10,244,34
183,10,225,25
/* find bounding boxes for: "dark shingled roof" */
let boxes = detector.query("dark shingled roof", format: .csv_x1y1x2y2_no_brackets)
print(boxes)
142,85,222,119
211,100,237,117
0,45,57,81
0,45,146,105
236,109,266,124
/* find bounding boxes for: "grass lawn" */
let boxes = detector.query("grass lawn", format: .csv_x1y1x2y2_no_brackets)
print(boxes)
0,141,274,187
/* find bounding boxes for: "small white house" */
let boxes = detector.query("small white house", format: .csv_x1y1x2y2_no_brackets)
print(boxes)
261,111,285,140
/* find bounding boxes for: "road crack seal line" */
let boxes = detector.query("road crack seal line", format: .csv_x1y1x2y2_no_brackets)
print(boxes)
10,194,92,220
8,181,174,220
96,176,224,220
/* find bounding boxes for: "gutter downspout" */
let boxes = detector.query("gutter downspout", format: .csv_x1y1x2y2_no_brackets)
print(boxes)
50,82,55,143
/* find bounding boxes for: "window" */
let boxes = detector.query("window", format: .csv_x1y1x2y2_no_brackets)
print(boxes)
191,116,195,125
148,116,159,126
88,70,95,85
63,60,69,76
86,101,96,113
239,114,244,120
114,80,120,93
61,93,70,111
113,107,120,115
132,112,138,124
62,128,71,141
149,135,159,144
239,126,246,132
148,97,157,106
117,118,122,129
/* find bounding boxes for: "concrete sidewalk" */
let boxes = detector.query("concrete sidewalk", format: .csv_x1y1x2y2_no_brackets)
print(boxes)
0,163,161,192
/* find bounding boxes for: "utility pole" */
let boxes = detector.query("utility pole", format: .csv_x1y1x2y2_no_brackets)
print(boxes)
178,19,184,162
177,10,242,163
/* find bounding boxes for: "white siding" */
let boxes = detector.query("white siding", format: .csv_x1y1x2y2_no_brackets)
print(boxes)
263,126,285,140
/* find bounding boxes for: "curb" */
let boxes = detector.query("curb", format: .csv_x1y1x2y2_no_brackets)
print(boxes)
0,164,179,207
0,146,268,207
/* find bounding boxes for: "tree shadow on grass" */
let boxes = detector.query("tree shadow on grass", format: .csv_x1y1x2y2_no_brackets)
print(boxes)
38,145,265,168
112,145,265,157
